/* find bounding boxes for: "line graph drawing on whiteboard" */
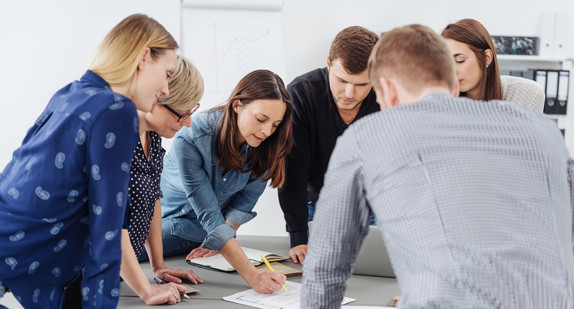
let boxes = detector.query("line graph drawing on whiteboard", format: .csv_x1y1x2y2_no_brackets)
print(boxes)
214,23,285,94
182,7,286,108
217,29,271,73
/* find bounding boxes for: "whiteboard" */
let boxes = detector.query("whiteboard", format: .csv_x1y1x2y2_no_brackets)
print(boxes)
181,0,286,109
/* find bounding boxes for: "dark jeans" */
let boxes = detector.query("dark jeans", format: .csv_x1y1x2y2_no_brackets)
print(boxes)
138,221,202,262
0,281,8,309
308,201,376,225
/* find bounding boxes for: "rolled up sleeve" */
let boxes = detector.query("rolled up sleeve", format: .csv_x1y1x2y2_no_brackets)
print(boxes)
202,224,237,249
223,176,265,226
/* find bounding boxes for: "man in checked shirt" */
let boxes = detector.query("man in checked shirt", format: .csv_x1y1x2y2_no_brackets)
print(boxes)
302,24,574,309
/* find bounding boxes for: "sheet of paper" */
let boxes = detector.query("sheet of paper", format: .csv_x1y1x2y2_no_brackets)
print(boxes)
223,281,355,309
188,252,235,271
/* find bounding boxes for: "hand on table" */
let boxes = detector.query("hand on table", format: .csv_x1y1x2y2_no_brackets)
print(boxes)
289,244,307,265
155,266,204,285
186,247,219,260
143,282,186,305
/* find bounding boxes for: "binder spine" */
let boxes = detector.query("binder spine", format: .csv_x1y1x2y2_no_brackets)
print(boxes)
557,70,570,115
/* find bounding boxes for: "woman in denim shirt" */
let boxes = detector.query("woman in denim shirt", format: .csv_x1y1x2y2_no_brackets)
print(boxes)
159,70,293,294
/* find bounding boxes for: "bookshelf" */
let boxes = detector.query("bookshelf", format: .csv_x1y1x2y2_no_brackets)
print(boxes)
498,55,574,154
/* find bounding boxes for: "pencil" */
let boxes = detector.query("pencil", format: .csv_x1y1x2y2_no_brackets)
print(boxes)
261,255,290,295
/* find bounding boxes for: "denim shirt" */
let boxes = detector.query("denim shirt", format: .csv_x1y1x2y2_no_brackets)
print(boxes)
160,109,265,250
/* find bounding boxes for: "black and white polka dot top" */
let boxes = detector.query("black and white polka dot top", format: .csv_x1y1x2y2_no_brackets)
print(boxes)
127,131,165,258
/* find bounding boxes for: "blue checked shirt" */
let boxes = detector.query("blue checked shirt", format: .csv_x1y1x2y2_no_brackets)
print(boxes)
302,93,574,308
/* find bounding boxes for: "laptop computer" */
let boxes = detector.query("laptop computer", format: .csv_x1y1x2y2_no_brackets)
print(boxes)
352,225,395,278
309,222,395,278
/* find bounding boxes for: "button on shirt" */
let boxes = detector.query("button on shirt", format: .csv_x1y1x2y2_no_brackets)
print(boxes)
302,94,574,308
160,110,265,251
0,70,138,308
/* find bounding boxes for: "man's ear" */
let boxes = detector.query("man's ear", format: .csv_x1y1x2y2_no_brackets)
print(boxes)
138,47,151,71
326,56,331,69
378,77,399,110
381,77,397,106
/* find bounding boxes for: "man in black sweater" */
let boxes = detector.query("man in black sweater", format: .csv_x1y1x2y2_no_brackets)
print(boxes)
278,26,380,264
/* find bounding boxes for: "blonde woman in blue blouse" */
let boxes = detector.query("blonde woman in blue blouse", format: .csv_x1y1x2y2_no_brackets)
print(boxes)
0,14,178,308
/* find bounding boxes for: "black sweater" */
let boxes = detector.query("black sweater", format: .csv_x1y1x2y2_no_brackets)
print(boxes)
278,68,379,247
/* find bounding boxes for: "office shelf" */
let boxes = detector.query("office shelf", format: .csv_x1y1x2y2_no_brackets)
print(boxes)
499,55,574,154
498,55,566,62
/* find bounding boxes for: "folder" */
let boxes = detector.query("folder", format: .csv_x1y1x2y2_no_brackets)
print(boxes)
545,70,559,114
522,70,535,81
533,70,550,114
255,261,302,277
186,246,288,272
509,70,523,77
557,70,570,114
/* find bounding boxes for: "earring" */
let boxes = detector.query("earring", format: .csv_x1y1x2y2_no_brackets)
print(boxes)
486,64,490,68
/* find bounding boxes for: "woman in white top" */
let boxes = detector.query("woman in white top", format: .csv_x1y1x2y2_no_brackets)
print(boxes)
441,18,544,112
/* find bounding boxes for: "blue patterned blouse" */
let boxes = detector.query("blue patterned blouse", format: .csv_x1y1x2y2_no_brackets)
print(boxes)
0,70,138,308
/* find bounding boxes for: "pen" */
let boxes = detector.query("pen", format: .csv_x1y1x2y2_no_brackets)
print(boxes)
261,255,289,295
153,277,190,299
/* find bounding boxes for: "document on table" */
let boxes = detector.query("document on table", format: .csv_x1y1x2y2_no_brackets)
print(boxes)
223,281,355,308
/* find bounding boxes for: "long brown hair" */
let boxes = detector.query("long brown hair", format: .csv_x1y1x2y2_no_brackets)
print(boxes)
213,70,292,188
441,18,501,100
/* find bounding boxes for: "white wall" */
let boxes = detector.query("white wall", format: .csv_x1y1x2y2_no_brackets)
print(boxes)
281,0,574,83
0,0,180,167
1,0,574,237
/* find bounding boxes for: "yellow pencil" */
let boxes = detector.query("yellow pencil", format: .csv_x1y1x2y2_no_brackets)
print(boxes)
261,255,289,295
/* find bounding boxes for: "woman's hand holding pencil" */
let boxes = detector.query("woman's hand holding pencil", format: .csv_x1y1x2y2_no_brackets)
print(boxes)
261,255,290,295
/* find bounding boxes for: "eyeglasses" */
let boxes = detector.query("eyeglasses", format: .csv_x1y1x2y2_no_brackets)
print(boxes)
163,103,200,123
